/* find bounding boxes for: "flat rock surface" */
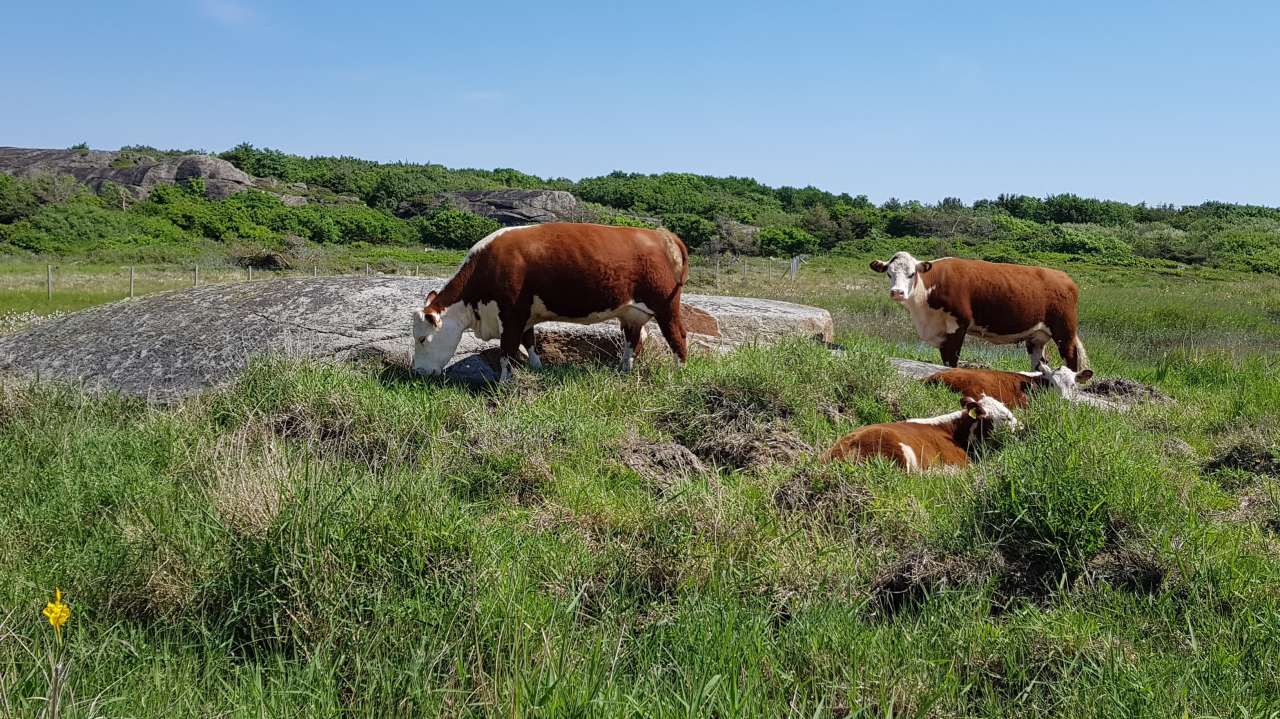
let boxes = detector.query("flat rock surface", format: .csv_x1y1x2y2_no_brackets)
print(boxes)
0,277,834,400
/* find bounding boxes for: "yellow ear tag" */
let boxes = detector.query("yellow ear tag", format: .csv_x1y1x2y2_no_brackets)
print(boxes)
968,408,979,419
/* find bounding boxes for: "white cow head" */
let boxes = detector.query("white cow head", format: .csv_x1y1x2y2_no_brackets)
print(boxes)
963,394,1022,435
410,291,466,377
870,251,933,302
1032,362,1094,397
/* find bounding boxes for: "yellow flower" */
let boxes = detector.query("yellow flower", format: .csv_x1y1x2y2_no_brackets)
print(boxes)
42,587,70,642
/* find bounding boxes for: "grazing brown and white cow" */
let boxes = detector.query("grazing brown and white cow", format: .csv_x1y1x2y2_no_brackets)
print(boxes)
871,252,1089,371
820,395,1019,471
925,363,1094,409
411,222,689,381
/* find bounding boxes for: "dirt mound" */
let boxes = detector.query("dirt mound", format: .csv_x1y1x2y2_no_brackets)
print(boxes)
1082,377,1170,402
1205,439,1280,478
868,551,990,619
773,465,870,528
692,419,812,471
1080,548,1167,595
617,435,710,495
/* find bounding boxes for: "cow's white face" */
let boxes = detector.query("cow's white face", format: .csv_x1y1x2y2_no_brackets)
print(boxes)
1034,363,1094,396
966,394,1021,433
411,293,466,377
870,252,933,302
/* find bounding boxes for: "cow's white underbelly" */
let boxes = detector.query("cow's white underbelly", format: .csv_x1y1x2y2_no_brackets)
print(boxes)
467,298,656,342
970,322,1050,346
529,296,654,328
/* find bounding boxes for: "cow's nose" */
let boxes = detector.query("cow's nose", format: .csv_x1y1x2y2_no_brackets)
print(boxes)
889,289,906,300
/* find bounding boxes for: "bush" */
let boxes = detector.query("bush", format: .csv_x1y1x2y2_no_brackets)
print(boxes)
0,174,40,224
757,226,819,257
413,208,501,249
661,213,717,250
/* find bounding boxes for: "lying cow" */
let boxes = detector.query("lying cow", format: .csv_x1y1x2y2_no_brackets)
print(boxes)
821,395,1019,471
871,252,1089,371
925,363,1093,409
411,223,689,381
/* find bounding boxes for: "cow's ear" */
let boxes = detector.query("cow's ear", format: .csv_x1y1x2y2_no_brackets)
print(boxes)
917,261,933,273
425,310,442,329
1076,369,1094,384
870,260,888,273
425,290,438,307
962,396,982,418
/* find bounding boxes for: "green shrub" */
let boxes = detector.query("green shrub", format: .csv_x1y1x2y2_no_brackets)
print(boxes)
757,226,819,257
0,174,40,223
661,213,717,249
413,208,501,249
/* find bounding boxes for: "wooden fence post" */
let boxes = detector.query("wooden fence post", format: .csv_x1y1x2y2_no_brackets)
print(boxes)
47,265,53,301
193,264,199,287
129,266,135,298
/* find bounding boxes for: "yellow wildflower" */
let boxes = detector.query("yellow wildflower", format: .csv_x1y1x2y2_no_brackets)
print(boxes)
42,587,70,642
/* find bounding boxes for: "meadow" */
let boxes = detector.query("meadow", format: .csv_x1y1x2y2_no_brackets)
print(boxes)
2,252,1279,717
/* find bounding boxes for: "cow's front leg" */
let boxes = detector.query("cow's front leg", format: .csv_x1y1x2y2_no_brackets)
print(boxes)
498,311,529,383
522,327,542,369
620,321,646,372
940,324,968,367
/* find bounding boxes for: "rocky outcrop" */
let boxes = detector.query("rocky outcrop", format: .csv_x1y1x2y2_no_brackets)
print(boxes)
401,189,584,226
0,147,258,201
0,277,834,400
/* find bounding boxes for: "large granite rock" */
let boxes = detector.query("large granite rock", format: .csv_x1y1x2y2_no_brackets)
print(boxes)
0,277,834,401
430,189,584,225
0,147,257,201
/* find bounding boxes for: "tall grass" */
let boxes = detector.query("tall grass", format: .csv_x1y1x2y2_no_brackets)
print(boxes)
1,253,1278,715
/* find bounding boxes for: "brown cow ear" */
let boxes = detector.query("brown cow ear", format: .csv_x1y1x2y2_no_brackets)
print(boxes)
917,261,933,273
962,396,981,414
870,260,888,273
425,290,438,306
1076,369,1094,384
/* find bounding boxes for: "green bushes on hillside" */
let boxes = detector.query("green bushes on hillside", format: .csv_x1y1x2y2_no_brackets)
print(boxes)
3,142,1280,273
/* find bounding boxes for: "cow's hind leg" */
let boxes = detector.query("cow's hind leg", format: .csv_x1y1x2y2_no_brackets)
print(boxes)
522,327,542,369
1049,318,1088,372
654,304,688,365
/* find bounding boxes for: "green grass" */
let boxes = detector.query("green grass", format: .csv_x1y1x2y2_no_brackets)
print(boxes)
1,252,1279,716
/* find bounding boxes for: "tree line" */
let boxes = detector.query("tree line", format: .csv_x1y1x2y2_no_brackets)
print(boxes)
1,142,1277,274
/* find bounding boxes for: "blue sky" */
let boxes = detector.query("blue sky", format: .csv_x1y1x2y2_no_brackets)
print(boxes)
4,1,1278,206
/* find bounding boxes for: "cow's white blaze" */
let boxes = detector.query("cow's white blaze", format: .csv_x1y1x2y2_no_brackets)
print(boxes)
1019,364,1090,398
411,302,469,376
976,394,1020,432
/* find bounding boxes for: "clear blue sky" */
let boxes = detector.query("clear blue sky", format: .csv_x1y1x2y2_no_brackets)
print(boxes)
4,1,1278,206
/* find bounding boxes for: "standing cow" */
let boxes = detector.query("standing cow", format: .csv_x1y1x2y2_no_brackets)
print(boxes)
870,252,1089,371
411,223,689,381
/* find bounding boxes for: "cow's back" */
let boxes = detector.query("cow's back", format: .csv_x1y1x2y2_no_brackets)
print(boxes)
926,368,1034,408
823,422,966,470
926,259,1078,333
463,223,686,314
